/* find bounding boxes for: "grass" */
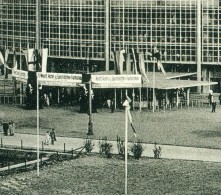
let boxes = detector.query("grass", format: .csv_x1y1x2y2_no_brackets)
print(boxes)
0,104,220,149
0,104,221,194
0,155,221,194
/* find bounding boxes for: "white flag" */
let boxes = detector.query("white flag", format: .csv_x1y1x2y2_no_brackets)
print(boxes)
138,52,149,82
123,97,137,137
157,61,166,75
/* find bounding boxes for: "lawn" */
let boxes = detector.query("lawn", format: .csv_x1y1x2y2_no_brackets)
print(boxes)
0,104,220,149
0,155,221,195
0,105,221,195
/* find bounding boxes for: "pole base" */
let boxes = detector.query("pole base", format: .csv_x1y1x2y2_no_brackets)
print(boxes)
87,121,93,135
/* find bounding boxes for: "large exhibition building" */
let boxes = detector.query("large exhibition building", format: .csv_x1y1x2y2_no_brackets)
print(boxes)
0,0,221,93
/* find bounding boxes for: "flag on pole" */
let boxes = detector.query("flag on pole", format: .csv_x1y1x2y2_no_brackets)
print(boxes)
157,61,166,75
13,48,17,70
138,52,149,82
114,50,125,74
41,48,48,73
0,49,16,70
131,48,138,74
4,49,9,64
152,46,166,75
123,96,137,137
0,51,4,65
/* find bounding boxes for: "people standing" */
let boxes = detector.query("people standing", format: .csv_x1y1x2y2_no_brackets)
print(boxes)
208,93,212,104
106,99,111,108
2,121,9,136
219,94,221,105
50,128,57,145
9,121,15,136
44,131,51,145
211,99,217,113
110,98,115,113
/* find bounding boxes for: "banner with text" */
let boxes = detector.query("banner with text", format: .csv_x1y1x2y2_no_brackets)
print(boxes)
91,75,142,88
37,73,82,87
12,70,28,82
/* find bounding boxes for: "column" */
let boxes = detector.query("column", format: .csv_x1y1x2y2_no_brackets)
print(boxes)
176,90,179,107
105,0,110,71
196,0,202,93
187,88,190,108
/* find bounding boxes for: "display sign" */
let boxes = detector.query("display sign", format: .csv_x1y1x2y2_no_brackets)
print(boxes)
12,70,28,82
91,75,142,88
37,73,82,87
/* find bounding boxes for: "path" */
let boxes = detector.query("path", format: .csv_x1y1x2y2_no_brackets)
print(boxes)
1,133,221,163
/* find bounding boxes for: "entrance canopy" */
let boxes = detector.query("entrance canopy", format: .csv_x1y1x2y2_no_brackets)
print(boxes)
12,70,217,90
92,71,217,90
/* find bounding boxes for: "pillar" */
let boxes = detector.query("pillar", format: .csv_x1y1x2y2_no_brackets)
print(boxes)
176,90,179,107
187,88,190,108
105,0,110,71
196,0,202,93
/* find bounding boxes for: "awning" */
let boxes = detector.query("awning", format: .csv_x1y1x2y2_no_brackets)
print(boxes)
92,71,217,90
142,72,217,89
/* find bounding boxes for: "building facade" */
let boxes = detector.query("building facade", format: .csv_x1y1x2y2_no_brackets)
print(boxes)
0,0,221,92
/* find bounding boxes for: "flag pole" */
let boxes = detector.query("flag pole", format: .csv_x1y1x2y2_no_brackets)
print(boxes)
153,61,155,113
36,75,40,176
125,102,128,195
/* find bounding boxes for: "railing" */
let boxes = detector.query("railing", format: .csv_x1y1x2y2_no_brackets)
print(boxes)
0,95,26,105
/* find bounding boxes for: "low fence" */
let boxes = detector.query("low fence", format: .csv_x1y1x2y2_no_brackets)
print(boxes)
0,138,85,174
0,95,26,105
133,98,211,112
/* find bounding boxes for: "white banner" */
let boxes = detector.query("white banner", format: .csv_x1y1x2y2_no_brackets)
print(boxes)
41,48,48,73
12,70,28,82
91,75,141,88
37,73,82,87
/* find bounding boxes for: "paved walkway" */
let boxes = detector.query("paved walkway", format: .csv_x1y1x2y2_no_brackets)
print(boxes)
1,133,221,163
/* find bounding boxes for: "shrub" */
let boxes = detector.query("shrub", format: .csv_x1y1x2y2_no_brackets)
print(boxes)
99,137,112,158
130,140,144,160
84,138,94,153
153,142,162,159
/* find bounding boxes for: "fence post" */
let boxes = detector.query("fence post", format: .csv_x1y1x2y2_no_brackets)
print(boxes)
24,154,27,171
1,137,2,147
8,162,10,171
42,141,44,151
72,148,73,158
64,143,66,153
21,139,23,149
40,153,43,165
56,151,59,161
7,150,10,171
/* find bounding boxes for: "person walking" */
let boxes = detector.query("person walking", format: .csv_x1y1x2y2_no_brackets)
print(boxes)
110,98,115,113
50,128,57,145
211,99,217,113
